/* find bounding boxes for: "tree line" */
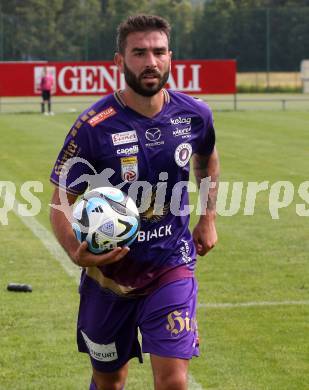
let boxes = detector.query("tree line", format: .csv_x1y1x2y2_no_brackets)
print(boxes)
1,0,309,71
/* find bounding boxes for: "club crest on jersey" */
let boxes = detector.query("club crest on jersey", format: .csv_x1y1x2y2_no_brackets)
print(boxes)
121,156,138,182
174,143,192,167
112,130,138,146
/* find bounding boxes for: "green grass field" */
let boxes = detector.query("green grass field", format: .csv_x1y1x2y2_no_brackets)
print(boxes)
0,93,309,114
0,107,308,389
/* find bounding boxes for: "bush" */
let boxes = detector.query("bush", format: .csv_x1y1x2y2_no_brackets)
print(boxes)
237,85,302,93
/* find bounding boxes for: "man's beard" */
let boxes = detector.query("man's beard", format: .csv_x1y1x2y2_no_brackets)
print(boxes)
123,62,170,97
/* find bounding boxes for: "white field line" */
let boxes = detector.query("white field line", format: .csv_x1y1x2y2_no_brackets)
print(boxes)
198,300,309,309
10,196,81,284
188,374,204,390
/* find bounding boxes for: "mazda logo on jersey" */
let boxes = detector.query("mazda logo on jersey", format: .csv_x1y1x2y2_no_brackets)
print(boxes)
145,128,161,142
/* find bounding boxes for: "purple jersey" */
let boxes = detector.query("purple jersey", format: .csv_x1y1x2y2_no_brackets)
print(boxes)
50,89,215,296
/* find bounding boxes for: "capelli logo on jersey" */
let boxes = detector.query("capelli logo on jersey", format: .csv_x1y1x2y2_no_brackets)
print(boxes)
170,117,191,125
116,145,139,155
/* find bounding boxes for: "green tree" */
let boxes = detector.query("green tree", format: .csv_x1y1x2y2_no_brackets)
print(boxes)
0,0,101,60
150,0,195,59
1,0,309,69
97,0,150,60
54,0,101,60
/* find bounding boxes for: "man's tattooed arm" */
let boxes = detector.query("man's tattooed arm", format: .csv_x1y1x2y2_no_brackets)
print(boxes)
192,146,220,214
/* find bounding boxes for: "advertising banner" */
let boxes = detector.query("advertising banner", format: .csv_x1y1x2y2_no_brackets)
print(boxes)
0,60,236,96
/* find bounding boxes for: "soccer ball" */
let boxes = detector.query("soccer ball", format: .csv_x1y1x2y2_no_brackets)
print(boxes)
72,187,140,254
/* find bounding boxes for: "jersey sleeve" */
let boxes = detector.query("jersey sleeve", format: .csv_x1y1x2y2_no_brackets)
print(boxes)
50,119,95,195
194,99,216,156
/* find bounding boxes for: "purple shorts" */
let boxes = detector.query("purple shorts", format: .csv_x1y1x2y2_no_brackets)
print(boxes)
77,276,199,372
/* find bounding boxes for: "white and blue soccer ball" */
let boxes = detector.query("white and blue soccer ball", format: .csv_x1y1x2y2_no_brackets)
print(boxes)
72,187,140,254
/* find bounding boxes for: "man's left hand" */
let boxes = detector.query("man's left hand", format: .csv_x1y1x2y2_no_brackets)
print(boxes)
192,214,218,256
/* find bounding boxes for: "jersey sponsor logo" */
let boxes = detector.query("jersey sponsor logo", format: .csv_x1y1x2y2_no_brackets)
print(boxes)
116,145,139,155
174,143,192,167
170,117,191,126
137,224,172,242
121,156,138,182
81,331,118,362
146,140,164,147
172,126,191,138
180,239,192,264
166,310,197,337
145,128,164,147
88,106,116,127
145,128,161,142
112,130,138,146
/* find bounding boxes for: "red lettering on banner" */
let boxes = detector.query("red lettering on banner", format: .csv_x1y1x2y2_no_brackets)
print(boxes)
0,60,236,96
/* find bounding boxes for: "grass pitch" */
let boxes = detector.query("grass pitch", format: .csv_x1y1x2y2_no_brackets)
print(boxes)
0,108,308,389
0,93,308,114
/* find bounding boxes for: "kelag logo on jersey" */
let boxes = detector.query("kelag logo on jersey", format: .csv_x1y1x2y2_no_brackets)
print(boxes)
170,117,191,126
170,117,192,140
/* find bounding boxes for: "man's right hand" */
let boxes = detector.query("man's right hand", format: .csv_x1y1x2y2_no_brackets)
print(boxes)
73,241,130,267
50,187,130,268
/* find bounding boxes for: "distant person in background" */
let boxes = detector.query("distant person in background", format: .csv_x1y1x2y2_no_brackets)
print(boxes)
40,67,54,115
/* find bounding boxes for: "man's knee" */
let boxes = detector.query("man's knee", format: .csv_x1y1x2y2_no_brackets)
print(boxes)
154,370,187,390
151,355,189,390
92,365,127,390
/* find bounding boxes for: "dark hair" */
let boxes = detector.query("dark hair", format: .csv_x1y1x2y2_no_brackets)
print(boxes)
116,14,171,54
